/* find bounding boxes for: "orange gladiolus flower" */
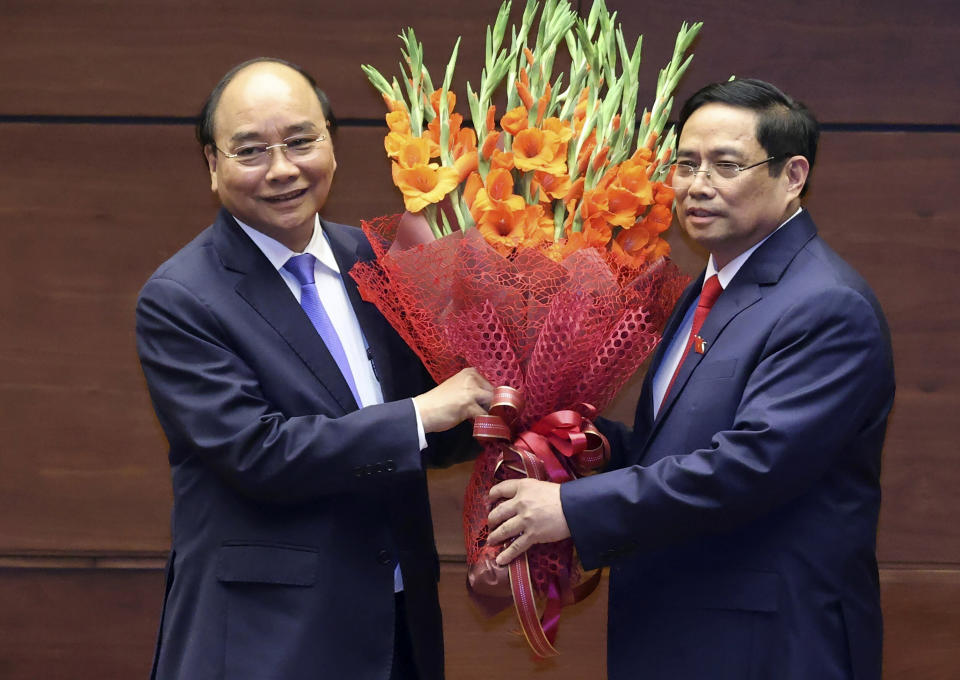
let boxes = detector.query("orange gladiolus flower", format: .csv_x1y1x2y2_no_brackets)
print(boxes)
501,106,529,135
387,134,435,168
513,128,566,175
576,130,597,175
463,171,483,207
646,237,671,260
644,130,659,151
556,228,607,260
535,83,552,126
615,164,654,205
489,149,515,171
468,168,527,223
611,228,653,268
563,177,585,203
454,150,479,183
426,112,464,151
653,182,675,206
470,167,525,217
486,105,497,132
541,117,573,143
481,131,502,160
606,186,645,228
429,89,456,115
580,187,609,218
521,204,555,248
383,95,405,113
452,127,478,159
531,170,572,202
592,145,610,173
384,131,406,161
392,163,459,213
630,147,653,164
516,70,535,110
386,110,410,135
476,204,526,254
642,203,673,234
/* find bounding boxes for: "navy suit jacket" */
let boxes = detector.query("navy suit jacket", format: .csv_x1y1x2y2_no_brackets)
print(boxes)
137,209,457,680
562,210,894,680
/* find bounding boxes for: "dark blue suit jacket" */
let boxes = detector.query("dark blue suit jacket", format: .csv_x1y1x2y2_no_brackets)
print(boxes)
562,210,894,680
136,209,455,680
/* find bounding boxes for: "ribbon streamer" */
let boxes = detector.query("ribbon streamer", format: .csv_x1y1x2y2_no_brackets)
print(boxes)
474,386,609,657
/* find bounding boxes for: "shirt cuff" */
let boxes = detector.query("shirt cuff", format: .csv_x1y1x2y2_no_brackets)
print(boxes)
412,399,428,451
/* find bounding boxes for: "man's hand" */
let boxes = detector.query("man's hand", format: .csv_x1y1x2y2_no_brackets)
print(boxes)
413,368,493,433
487,478,570,566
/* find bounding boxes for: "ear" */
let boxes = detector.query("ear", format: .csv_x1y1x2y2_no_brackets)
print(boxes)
783,155,809,199
203,144,219,193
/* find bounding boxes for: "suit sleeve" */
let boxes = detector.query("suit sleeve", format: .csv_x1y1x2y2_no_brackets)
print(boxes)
136,275,424,505
562,285,894,569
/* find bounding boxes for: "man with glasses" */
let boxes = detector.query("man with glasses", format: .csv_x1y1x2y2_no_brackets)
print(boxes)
136,58,492,680
486,79,894,679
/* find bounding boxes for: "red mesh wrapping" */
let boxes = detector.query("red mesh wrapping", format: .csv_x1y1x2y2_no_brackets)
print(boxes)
351,213,688,597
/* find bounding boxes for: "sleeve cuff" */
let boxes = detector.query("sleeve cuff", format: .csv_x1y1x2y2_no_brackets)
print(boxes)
412,398,427,451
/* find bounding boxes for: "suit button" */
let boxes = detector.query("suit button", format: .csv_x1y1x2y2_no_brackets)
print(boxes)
377,549,392,565
353,466,363,478
385,459,396,472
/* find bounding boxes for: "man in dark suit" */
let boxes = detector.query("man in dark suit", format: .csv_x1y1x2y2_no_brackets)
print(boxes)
136,58,492,680
486,79,895,679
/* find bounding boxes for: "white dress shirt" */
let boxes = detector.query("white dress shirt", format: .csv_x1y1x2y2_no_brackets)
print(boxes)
651,208,803,416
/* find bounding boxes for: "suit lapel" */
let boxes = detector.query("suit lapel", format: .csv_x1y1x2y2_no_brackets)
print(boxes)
323,219,401,401
212,210,358,414
638,210,819,454
631,277,703,435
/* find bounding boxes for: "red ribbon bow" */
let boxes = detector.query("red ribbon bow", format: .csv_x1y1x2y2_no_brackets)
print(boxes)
472,386,609,657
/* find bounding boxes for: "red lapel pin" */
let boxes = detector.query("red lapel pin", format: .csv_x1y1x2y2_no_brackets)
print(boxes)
693,335,707,354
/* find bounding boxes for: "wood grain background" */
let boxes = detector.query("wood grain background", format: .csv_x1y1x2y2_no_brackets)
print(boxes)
1,0,958,677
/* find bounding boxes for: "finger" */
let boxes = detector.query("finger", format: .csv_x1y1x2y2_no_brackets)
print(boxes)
488,480,518,503
495,533,532,566
487,509,522,540
467,402,488,419
486,501,509,531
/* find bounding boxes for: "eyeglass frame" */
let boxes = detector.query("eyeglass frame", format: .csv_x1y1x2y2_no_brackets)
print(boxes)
667,155,787,189
213,132,329,166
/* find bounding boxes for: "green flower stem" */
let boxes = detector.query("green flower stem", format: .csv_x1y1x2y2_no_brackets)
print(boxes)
421,204,443,239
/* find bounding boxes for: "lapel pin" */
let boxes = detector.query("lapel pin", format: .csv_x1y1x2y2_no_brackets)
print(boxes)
693,335,707,354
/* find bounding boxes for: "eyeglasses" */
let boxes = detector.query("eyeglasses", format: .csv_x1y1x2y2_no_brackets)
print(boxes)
665,156,782,189
216,133,328,167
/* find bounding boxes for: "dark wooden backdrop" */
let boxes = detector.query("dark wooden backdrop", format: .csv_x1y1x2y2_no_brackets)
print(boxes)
1,1,958,677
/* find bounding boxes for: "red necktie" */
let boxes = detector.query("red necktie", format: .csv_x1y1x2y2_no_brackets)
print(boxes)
659,274,724,412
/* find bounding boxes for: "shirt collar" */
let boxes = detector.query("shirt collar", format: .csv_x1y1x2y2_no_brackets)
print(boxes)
235,214,341,275
705,207,803,289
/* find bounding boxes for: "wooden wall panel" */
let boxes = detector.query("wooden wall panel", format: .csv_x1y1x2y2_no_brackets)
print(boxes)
805,132,960,564
613,1,960,126
0,0,513,119
2,1,958,124
0,565,956,679
0,568,162,679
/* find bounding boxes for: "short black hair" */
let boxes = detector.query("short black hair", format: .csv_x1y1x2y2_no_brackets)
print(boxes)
196,57,337,153
677,78,819,197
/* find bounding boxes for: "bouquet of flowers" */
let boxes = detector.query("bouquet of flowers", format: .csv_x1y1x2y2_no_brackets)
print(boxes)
352,0,699,656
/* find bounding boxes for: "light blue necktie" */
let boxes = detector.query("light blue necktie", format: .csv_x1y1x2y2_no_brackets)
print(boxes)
283,253,361,406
